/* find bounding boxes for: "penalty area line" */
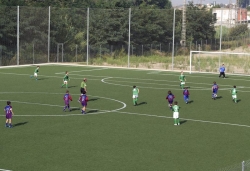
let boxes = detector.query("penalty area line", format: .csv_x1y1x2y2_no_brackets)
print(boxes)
116,111,250,128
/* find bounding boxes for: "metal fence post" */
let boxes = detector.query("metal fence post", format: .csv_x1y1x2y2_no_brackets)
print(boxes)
172,8,176,70
17,6,19,65
128,8,131,68
86,7,89,65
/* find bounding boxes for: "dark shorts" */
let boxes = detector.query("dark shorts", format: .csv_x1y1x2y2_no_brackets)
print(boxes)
168,101,173,104
64,101,69,105
81,103,87,107
80,88,85,93
6,113,12,119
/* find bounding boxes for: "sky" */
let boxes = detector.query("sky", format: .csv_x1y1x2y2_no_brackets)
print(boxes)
171,0,236,7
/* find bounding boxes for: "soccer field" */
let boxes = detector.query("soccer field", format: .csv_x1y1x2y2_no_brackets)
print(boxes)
1,64,250,171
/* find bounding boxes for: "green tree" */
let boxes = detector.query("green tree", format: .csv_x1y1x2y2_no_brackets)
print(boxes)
186,2,216,42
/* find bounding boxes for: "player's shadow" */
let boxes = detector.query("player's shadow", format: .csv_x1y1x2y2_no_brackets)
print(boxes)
13,121,28,127
216,96,223,99
88,98,99,102
180,120,187,125
70,108,80,111
188,100,194,104
68,85,77,88
237,99,241,103
87,110,99,114
137,102,147,106
38,78,48,80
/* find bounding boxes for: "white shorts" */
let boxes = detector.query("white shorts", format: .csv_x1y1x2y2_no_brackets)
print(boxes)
132,95,138,98
34,73,37,77
232,95,237,99
64,81,68,84
173,112,179,119
181,82,185,85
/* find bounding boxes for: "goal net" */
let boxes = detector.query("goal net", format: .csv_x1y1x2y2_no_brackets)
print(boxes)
189,51,250,74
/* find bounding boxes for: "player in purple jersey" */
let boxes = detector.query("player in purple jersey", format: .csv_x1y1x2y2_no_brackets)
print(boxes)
183,87,190,104
78,91,88,114
63,90,72,111
212,81,219,100
4,101,14,128
166,91,175,109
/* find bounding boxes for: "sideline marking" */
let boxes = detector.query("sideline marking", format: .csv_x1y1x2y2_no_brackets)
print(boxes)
116,111,250,128
0,169,12,171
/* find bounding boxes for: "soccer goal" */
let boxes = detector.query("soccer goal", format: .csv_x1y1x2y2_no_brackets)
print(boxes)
189,51,250,74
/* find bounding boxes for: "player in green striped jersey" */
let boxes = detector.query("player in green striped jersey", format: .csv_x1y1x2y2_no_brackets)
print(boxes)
132,85,139,106
172,101,180,125
179,71,186,89
30,66,40,80
61,71,70,88
231,85,237,103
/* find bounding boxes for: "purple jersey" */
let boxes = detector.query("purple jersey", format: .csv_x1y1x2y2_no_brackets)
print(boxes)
183,89,189,97
166,94,175,102
79,94,88,106
5,105,12,119
63,93,72,104
212,84,219,93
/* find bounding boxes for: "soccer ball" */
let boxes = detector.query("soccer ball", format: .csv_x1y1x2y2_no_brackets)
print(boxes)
214,94,217,97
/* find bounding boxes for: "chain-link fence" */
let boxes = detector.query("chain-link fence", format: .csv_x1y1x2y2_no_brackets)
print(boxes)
0,6,249,70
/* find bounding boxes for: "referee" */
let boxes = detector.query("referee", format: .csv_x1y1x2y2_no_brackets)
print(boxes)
80,78,87,93
219,64,226,78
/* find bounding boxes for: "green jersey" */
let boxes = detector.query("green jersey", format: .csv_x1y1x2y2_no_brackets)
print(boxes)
81,81,86,88
179,74,185,82
231,88,237,95
63,75,69,81
172,105,180,112
133,88,139,95
34,68,39,73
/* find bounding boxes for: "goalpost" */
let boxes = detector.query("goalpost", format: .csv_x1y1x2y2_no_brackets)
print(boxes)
189,51,250,75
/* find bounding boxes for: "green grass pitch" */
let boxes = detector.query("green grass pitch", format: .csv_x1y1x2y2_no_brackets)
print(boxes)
1,64,250,171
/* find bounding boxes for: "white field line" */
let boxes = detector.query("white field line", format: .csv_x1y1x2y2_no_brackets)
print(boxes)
102,78,233,88
1,99,250,128
101,77,234,91
0,100,109,112
55,68,109,74
0,72,101,81
67,73,249,89
0,169,12,171
149,72,250,82
0,92,127,116
116,111,250,128
1,62,250,77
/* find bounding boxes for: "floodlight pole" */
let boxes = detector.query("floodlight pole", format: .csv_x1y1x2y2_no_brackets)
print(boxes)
219,9,223,67
128,8,131,68
172,8,176,70
48,6,51,63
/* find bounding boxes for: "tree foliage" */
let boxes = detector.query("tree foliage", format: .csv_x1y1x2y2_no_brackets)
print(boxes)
0,0,240,62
